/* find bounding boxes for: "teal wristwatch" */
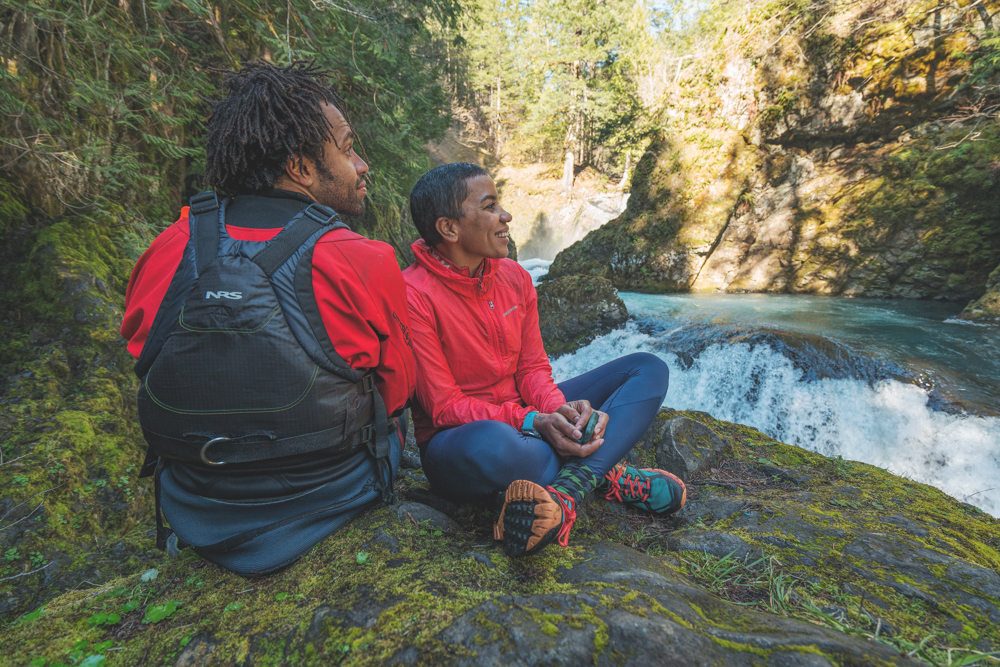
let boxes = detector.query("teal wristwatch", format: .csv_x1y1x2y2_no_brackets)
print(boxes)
521,411,540,438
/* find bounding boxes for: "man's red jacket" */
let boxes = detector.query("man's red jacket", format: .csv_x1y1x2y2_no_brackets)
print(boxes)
403,239,565,444
121,201,416,415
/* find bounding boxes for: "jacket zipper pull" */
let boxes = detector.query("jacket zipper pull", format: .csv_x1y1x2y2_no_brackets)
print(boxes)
489,301,495,309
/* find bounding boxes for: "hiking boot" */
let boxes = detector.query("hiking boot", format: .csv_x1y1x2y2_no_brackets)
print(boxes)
601,463,686,515
494,480,576,557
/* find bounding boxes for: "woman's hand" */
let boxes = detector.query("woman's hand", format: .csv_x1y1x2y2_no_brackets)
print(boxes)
533,401,609,458
556,400,609,443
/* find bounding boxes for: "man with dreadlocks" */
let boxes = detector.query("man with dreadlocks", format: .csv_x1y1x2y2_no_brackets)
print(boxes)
120,61,415,576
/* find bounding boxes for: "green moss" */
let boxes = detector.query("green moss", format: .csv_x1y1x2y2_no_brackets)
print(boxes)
706,635,770,657
5,404,1000,664
0,215,155,622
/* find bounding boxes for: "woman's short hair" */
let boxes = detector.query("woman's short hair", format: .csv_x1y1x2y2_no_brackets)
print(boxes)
409,163,489,247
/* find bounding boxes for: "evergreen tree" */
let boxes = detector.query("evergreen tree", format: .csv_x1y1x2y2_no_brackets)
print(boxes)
457,0,659,173
0,0,455,261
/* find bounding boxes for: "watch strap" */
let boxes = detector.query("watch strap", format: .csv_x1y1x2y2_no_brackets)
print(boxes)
521,411,538,432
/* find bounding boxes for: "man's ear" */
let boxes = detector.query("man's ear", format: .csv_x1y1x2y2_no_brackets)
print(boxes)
435,216,461,244
283,155,315,188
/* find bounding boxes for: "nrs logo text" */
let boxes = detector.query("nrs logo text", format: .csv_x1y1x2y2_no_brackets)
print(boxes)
205,291,243,300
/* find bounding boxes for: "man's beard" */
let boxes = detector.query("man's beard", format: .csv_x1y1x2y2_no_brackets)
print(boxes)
316,166,366,216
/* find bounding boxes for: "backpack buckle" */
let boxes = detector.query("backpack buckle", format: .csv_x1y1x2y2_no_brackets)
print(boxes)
360,424,374,444
200,437,229,466
189,191,220,216
361,375,375,393
303,204,339,225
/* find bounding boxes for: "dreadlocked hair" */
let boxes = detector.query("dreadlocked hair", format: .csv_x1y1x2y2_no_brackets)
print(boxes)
205,60,354,195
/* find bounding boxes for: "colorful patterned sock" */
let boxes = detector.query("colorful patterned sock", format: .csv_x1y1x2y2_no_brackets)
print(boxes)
595,469,613,494
548,461,599,511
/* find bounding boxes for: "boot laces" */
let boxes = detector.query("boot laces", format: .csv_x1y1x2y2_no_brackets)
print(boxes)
603,464,650,503
544,486,577,547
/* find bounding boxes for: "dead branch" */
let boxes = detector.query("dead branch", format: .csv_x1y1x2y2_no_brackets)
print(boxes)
0,560,53,583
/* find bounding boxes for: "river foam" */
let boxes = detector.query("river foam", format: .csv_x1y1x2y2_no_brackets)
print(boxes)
551,323,1000,517
521,258,553,285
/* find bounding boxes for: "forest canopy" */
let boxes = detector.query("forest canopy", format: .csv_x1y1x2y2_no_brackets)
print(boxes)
0,0,455,258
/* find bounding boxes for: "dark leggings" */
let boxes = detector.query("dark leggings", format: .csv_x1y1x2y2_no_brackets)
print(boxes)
420,352,669,500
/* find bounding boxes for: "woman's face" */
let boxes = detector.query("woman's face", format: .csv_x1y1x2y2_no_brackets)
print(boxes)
452,175,512,262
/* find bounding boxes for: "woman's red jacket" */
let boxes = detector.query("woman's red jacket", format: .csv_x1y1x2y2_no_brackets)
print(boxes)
403,239,566,444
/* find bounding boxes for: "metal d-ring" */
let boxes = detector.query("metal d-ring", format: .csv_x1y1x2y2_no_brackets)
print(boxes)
200,437,230,466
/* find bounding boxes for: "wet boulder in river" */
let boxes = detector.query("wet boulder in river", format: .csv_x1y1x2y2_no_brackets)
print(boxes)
536,274,628,358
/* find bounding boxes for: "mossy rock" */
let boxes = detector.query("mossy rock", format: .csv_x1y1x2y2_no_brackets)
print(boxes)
0,214,161,623
4,409,999,666
506,236,518,263
958,263,1000,322
536,275,628,358
654,415,731,480
0,508,925,667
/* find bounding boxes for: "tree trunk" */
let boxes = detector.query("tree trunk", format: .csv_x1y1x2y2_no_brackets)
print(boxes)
495,73,502,157
974,4,992,30
209,5,239,69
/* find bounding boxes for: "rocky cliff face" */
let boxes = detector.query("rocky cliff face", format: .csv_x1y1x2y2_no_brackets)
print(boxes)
548,0,1000,306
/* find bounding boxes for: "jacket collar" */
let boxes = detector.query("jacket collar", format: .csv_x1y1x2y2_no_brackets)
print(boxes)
411,239,498,296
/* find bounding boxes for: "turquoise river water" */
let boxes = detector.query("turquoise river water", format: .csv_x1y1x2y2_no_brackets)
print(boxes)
521,258,1000,517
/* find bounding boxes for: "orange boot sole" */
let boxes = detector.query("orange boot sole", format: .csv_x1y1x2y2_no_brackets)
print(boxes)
494,480,564,557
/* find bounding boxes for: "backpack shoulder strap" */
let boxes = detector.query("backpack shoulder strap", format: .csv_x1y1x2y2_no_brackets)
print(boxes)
189,190,222,275
252,203,347,277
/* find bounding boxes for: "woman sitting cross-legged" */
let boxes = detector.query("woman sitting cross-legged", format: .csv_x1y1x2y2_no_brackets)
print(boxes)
402,162,686,557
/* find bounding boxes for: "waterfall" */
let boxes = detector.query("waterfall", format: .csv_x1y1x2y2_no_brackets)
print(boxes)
551,321,1000,518
519,193,629,261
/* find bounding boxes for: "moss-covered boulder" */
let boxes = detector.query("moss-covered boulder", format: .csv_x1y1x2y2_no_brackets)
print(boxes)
507,236,519,262
4,409,999,666
536,275,628,358
959,264,1000,322
0,214,161,623
649,415,731,480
